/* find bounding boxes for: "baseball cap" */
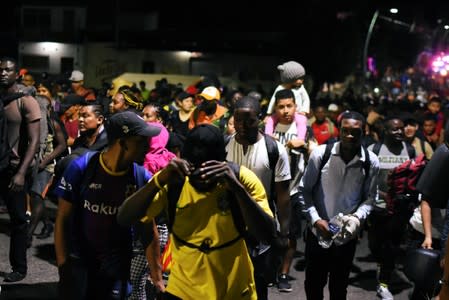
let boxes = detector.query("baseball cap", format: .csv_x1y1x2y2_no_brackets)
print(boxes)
177,91,194,101
69,70,84,82
60,94,86,112
181,124,226,166
198,86,221,101
19,68,29,77
106,111,161,141
400,112,419,125
328,103,339,112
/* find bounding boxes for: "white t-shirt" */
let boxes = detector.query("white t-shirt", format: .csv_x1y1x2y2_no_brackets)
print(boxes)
368,142,411,209
273,122,298,146
225,136,291,196
267,84,310,115
273,121,305,195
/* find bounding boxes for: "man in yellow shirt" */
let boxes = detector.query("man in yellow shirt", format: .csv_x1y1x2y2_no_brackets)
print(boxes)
118,124,275,299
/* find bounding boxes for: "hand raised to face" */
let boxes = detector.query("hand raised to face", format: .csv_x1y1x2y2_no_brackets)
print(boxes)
188,160,239,191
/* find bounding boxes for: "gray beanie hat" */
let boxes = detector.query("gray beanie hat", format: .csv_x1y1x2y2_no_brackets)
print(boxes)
277,61,306,83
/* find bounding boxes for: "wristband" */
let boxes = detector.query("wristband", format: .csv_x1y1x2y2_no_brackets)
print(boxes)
153,172,163,190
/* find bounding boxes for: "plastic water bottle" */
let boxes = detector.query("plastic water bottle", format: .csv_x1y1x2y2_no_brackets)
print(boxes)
318,222,340,248
317,213,344,249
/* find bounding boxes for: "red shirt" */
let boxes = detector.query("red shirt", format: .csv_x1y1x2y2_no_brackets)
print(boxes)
312,120,339,145
64,119,79,140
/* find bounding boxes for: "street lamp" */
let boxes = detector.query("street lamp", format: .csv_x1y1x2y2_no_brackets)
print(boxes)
363,9,380,77
362,8,413,78
389,8,398,14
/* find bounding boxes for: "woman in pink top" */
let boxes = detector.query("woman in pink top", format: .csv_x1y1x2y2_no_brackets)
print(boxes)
143,122,176,173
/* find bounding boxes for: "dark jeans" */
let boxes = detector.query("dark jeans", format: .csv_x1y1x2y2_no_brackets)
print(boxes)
304,228,357,300
368,210,408,284
58,256,130,300
0,167,33,275
250,248,272,300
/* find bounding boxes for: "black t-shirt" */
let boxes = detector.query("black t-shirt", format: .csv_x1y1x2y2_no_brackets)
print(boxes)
170,112,189,139
416,143,449,208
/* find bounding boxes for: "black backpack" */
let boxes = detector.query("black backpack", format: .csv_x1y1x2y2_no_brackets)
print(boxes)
225,133,279,213
166,161,248,253
317,142,372,203
0,92,25,172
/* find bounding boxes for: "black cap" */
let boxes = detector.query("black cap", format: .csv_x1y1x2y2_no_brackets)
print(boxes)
176,91,193,101
181,124,226,166
106,111,161,141
400,112,419,125
60,94,86,112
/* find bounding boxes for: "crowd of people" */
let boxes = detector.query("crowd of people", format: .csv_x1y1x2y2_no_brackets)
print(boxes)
1,55,449,300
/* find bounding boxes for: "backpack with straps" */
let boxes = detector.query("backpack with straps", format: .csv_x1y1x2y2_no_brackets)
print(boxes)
225,133,279,214
166,161,246,253
0,92,25,172
372,141,416,159
263,134,280,214
386,153,427,217
317,142,371,204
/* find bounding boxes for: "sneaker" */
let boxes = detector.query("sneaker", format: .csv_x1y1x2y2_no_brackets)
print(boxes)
376,284,393,300
278,274,292,293
4,271,26,282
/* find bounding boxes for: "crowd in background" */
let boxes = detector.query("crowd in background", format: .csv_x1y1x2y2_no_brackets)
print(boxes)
1,56,449,300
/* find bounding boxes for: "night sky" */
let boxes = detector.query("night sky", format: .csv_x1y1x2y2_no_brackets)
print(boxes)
6,0,449,84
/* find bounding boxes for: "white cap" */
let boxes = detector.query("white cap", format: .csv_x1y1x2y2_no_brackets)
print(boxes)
69,70,84,81
328,103,339,112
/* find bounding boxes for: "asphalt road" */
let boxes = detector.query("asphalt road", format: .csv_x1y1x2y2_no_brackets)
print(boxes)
0,205,415,300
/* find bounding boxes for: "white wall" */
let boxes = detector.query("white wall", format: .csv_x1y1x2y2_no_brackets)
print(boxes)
18,41,278,92
18,42,83,74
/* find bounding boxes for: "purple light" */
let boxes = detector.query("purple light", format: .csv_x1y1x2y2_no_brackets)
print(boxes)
430,52,449,76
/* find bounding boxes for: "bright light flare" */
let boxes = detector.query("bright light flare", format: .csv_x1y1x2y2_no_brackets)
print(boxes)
389,8,398,14
430,52,449,76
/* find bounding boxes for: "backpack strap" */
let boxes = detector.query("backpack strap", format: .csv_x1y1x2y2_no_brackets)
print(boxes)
419,138,426,159
263,134,280,216
372,142,382,156
362,146,371,177
264,134,279,171
316,143,371,206
2,92,25,107
79,151,101,197
166,178,185,232
360,146,371,204
405,142,416,159
312,142,334,196
171,230,242,254
319,142,334,174
167,161,246,241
